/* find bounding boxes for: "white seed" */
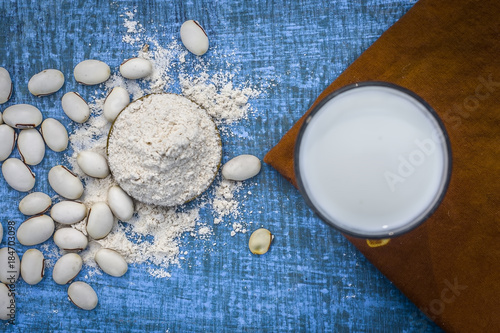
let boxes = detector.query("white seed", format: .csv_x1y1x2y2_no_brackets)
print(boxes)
0,283,14,320
28,69,65,97
103,87,130,123
222,154,261,181
17,215,55,246
180,20,209,56
53,228,88,251
20,249,45,285
2,104,43,129
119,58,153,79
61,92,90,123
0,124,16,161
0,67,12,104
86,202,114,240
48,165,84,200
74,59,110,85
94,248,128,277
19,192,52,215
248,228,274,255
50,201,87,225
52,253,82,285
41,118,68,152
1,158,35,192
0,247,20,284
107,185,134,221
76,151,110,178
17,128,45,165
68,281,98,310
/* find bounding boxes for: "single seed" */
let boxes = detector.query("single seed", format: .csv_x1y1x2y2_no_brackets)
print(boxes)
17,215,55,246
74,59,110,85
0,124,16,161
222,154,261,181
248,228,274,255
94,248,128,277
61,92,90,123
86,202,114,240
20,249,45,285
52,253,83,285
41,118,68,152
0,67,12,104
1,158,36,192
107,185,134,221
119,58,153,79
48,165,84,200
28,69,65,97
76,151,110,178
68,281,98,310
180,20,209,56
53,228,88,251
19,192,52,215
50,201,87,225
17,128,45,165
2,104,43,129
103,87,130,123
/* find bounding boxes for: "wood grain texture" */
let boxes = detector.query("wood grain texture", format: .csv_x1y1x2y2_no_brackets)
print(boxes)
0,0,441,332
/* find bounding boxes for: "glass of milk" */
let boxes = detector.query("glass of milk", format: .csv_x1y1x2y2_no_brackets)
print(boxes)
295,82,452,238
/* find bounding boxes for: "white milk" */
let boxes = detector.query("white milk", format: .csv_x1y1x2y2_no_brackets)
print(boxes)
297,84,450,237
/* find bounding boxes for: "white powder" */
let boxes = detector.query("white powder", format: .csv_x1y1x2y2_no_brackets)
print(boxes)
108,94,222,206
64,11,261,278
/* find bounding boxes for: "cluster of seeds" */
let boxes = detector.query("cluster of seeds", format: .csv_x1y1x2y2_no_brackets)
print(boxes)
0,55,151,315
0,19,270,320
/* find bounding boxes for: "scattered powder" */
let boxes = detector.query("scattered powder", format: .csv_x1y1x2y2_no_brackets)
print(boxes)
107,94,222,206
64,10,261,278
181,72,261,124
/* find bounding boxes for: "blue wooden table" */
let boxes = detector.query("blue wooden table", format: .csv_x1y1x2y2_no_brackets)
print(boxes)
0,0,443,331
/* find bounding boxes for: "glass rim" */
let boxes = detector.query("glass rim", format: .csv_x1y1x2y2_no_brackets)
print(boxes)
294,81,453,239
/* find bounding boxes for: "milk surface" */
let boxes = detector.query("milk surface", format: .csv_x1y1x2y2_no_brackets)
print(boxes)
298,85,449,236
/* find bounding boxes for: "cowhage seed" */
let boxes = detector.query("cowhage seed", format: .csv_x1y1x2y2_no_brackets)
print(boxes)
52,253,83,285
17,128,46,166
68,281,98,310
48,165,84,200
41,118,69,152
74,59,110,85
2,104,43,129
19,192,52,216
17,215,55,246
103,86,130,122
1,158,36,192
180,20,209,56
0,67,12,104
61,92,90,123
0,124,16,161
20,249,45,285
28,69,65,97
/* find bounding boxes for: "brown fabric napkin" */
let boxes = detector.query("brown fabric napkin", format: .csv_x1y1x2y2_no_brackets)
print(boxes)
264,0,500,331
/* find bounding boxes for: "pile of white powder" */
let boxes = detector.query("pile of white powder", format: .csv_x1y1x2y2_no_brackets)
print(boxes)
57,10,261,278
108,94,222,207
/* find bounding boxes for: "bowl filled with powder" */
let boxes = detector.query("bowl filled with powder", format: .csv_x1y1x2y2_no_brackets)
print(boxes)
107,93,222,206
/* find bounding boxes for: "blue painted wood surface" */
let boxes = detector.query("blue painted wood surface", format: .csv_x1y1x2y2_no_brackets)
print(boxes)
0,0,443,331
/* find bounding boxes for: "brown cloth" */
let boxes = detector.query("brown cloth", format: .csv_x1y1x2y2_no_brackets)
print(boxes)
264,0,500,332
